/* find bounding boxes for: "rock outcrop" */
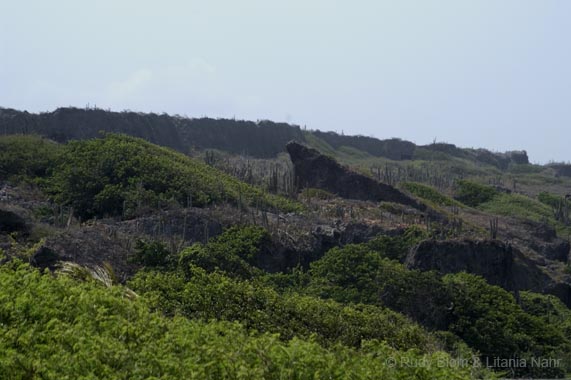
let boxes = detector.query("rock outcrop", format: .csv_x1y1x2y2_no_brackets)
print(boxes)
30,227,136,279
405,239,517,289
286,142,424,209
0,209,27,234
548,163,571,178
505,219,570,263
405,239,571,306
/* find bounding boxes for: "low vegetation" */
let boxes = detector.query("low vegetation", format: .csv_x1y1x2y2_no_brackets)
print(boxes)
0,135,61,181
401,182,460,207
0,134,301,220
454,180,498,207
1,261,486,380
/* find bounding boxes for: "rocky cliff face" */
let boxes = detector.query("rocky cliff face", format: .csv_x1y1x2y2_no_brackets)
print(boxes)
286,141,424,209
421,143,529,168
406,239,571,306
311,131,416,160
406,240,517,288
0,107,304,158
493,218,571,264
548,163,571,178
1,107,531,165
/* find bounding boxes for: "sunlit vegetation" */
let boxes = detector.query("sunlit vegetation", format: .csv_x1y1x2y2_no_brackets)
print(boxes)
0,135,61,181
400,182,461,208
0,134,301,220
454,180,498,207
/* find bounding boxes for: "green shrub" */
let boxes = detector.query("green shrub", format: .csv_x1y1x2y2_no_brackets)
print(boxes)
0,261,479,379
208,226,271,265
178,226,270,279
178,242,261,279
300,187,335,200
46,134,301,219
130,265,436,352
519,291,571,338
365,226,428,262
479,193,553,222
0,135,61,181
444,273,569,378
307,244,452,329
401,182,460,207
131,239,173,267
305,243,571,377
454,180,498,207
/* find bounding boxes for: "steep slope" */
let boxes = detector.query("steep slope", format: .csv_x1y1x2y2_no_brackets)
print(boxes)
286,141,424,209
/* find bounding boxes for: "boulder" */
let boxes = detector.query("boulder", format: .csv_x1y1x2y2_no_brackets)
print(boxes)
0,209,28,234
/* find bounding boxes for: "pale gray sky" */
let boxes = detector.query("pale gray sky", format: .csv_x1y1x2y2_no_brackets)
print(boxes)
1,0,570,163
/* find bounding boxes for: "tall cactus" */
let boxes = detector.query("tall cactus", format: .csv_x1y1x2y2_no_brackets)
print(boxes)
489,217,499,239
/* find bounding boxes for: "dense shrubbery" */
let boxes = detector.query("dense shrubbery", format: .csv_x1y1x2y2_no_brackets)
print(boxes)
47,134,300,219
0,135,61,181
454,180,498,207
0,262,482,380
129,227,436,351
365,225,428,262
306,244,452,329
127,224,571,377
130,266,436,352
445,274,570,378
178,226,269,279
0,134,300,220
304,242,571,377
131,239,173,267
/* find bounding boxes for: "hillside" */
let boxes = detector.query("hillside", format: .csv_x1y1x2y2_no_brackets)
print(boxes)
1,110,571,378
0,107,530,168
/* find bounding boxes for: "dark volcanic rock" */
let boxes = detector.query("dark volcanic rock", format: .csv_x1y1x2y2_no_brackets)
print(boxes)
549,163,571,178
28,226,136,280
31,247,61,271
406,238,571,306
286,142,424,209
0,209,28,234
534,240,570,263
406,239,516,289
510,219,570,263
506,150,529,165
254,221,391,273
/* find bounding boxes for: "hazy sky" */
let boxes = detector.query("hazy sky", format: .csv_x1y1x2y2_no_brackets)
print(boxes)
1,1,570,163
